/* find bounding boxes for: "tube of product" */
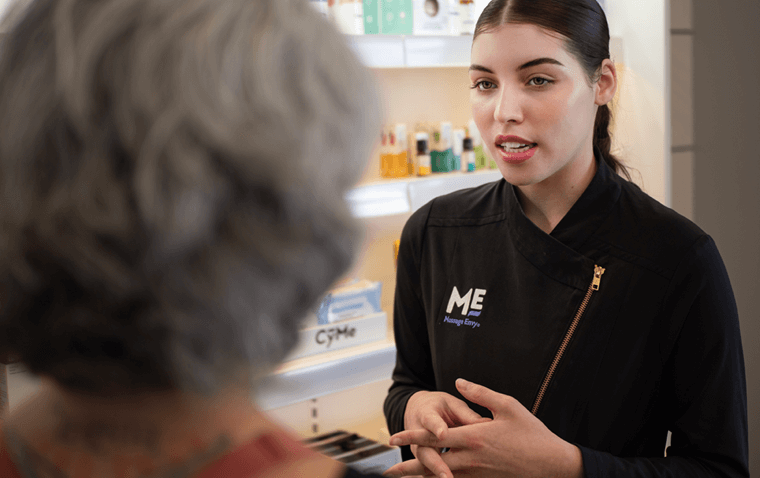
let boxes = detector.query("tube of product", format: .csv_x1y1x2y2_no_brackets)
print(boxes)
416,132,431,176
463,137,476,172
452,128,465,172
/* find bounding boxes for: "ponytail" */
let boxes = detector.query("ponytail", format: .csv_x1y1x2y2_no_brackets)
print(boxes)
594,103,631,181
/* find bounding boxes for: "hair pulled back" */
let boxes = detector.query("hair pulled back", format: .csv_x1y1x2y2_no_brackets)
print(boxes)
474,0,630,180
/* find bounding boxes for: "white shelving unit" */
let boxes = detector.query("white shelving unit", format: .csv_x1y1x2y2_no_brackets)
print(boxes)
349,35,473,68
348,170,503,218
255,339,396,411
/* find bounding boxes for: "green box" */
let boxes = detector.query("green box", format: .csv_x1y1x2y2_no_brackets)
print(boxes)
380,0,413,35
363,0,380,34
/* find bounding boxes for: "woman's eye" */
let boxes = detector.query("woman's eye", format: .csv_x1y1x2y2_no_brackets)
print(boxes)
528,77,552,87
471,80,496,91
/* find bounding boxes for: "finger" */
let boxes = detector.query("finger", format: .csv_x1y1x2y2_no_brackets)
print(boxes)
416,445,453,478
446,396,488,426
418,411,449,439
390,428,469,450
456,378,514,416
383,459,428,477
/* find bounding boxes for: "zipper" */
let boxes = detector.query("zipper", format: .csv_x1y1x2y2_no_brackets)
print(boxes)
531,264,605,415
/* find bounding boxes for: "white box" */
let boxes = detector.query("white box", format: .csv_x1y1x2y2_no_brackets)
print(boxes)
413,0,450,35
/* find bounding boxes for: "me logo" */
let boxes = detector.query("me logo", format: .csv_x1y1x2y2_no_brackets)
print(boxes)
446,286,486,316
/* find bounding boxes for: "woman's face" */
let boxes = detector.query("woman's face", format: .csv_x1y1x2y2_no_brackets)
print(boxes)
469,23,612,190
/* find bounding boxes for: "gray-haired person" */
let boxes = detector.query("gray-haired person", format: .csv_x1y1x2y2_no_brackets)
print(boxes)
0,0,383,477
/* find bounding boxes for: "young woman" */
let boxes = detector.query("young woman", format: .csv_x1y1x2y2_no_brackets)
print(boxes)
383,1,749,477
0,0,385,477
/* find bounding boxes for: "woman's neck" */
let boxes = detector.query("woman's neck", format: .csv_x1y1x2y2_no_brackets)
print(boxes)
516,152,597,234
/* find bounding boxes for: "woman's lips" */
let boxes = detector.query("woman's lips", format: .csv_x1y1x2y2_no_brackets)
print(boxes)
497,143,537,164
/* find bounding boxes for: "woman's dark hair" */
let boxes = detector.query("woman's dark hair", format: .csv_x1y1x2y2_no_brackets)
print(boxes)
474,0,630,180
0,0,380,396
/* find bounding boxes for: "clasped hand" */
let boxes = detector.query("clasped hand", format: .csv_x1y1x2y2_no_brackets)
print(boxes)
383,379,583,478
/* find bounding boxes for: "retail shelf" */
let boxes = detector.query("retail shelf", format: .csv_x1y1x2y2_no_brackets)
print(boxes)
255,339,396,411
348,34,624,69
347,169,503,218
348,35,473,68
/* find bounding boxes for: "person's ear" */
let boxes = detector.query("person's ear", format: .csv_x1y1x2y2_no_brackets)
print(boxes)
594,59,617,106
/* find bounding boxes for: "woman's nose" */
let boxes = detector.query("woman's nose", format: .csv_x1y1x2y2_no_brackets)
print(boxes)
494,88,523,124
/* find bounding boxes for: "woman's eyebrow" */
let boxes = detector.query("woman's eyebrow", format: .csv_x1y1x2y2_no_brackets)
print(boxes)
518,57,564,70
469,58,565,74
469,64,494,73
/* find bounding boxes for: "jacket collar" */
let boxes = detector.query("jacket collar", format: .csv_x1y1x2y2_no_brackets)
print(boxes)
504,147,622,290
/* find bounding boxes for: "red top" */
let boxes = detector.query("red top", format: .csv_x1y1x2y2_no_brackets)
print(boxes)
0,429,318,478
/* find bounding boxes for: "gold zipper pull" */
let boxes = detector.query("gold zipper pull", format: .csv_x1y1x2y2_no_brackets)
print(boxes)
592,265,605,291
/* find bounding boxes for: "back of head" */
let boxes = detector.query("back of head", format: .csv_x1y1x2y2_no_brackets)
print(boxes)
0,0,381,396
475,0,629,179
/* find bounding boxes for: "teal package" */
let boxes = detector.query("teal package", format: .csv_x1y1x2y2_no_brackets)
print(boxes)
380,0,413,35
444,149,457,172
363,0,380,34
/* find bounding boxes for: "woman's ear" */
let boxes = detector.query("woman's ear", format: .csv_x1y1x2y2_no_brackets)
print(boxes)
594,59,617,106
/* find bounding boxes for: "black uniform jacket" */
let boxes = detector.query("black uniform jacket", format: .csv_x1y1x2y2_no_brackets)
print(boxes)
384,153,748,477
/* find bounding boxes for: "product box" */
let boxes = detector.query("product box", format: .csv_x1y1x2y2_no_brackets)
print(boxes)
316,280,383,325
331,0,365,35
380,0,413,35
304,431,402,475
413,0,450,35
363,0,380,34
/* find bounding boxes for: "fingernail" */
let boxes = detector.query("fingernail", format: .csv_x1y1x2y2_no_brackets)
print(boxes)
389,437,399,446
440,474,448,478
456,378,469,388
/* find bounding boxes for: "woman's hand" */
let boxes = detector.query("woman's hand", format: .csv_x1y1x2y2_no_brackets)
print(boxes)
401,388,490,478
385,379,584,478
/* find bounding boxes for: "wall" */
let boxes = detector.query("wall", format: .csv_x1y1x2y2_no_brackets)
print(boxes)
690,1,760,474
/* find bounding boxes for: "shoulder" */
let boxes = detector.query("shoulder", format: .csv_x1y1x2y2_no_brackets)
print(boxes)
595,178,711,278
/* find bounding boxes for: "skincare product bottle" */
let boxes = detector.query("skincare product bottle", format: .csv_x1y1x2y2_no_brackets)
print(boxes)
380,126,394,178
458,0,476,35
452,128,465,172
416,133,431,176
463,137,476,172
440,122,455,172
394,123,409,178
467,119,488,170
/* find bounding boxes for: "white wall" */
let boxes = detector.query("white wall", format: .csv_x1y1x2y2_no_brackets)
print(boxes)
606,0,669,205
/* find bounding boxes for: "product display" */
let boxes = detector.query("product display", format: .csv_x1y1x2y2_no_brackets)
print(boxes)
452,128,465,171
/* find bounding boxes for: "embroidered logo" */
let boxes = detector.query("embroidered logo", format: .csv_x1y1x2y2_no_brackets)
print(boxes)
443,286,486,328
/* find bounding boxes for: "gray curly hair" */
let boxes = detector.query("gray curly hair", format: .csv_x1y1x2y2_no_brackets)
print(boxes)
0,0,381,395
